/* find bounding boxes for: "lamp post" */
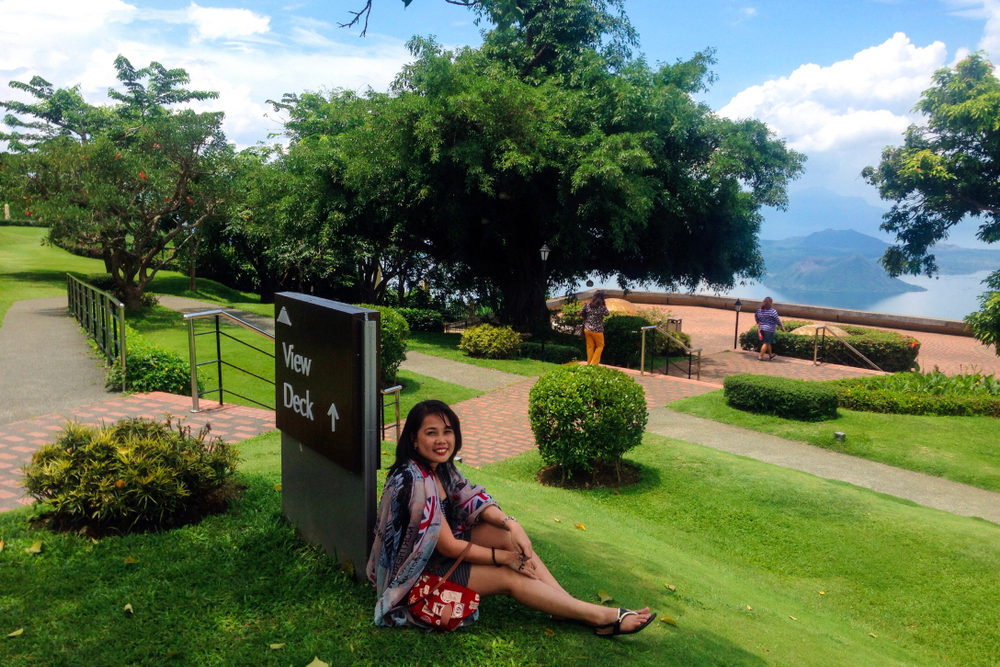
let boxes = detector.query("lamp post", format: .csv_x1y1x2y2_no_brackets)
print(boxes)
540,244,550,358
733,298,742,349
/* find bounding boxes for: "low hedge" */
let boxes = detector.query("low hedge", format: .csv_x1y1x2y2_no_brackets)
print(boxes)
397,307,445,333
601,315,651,367
519,342,582,364
528,365,648,475
832,373,1000,417
459,324,522,359
724,374,839,421
106,326,199,395
739,320,919,373
357,304,410,386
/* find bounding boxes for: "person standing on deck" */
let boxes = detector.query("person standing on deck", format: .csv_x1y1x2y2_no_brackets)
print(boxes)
580,291,610,365
755,297,784,361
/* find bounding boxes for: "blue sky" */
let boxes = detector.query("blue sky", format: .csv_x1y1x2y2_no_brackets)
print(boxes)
2,0,998,243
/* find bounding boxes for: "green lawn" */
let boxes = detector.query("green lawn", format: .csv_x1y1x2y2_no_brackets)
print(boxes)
409,331,565,376
669,390,1000,493
3,431,998,666
0,226,106,326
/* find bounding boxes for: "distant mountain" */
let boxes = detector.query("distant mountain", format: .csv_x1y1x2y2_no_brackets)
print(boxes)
761,228,1000,276
764,254,926,294
761,187,891,240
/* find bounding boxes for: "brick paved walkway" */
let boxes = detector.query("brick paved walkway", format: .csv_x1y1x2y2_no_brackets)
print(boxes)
0,392,275,512
698,349,878,384
451,371,720,468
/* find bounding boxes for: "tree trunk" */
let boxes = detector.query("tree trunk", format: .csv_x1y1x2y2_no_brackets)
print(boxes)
497,270,550,333
188,255,197,293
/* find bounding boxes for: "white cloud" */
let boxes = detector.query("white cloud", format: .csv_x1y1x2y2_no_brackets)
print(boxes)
186,2,270,41
719,33,948,202
0,2,411,148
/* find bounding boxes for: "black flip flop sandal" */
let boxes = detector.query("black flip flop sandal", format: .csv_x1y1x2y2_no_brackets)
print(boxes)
593,608,657,638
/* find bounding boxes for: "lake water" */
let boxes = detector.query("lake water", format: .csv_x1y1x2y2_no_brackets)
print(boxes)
576,270,994,322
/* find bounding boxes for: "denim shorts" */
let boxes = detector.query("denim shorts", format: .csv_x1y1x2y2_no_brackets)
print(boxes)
761,329,775,345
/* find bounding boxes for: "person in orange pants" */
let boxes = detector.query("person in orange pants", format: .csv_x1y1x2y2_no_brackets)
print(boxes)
580,291,609,365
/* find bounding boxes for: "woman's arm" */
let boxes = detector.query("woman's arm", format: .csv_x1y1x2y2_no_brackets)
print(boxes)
435,521,537,578
478,505,534,560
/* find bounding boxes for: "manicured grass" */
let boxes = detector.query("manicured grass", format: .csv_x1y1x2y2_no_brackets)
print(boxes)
669,390,1000,493
409,331,565,376
3,432,999,666
0,226,105,326
127,305,481,417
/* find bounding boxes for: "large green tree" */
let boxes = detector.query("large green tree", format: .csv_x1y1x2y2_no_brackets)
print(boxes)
863,53,1000,353
327,0,804,329
2,56,230,309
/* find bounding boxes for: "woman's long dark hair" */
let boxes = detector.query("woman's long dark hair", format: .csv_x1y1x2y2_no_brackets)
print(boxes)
387,400,463,477
591,290,606,309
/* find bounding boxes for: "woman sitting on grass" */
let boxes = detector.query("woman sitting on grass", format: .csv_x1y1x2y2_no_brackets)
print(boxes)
366,399,655,636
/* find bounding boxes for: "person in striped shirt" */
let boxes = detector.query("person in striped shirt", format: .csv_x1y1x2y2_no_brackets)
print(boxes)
755,297,784,361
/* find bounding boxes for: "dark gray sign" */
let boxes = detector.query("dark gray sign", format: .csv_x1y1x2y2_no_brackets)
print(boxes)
274,293,381,577
274,293,379,474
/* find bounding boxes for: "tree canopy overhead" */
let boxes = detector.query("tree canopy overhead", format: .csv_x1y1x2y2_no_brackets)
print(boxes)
315,0,805,328
863,52,1000,353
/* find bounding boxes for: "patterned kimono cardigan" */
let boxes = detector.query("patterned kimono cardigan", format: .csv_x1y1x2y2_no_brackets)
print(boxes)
366,459,497,627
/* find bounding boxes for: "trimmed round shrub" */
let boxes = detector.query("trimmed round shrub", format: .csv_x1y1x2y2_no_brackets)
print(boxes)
397,307,445,333
739,321,919,373
23,417,239,533
601,315,652,367
357,304,410,386
724,374,839,421
106,326,198,394
459,324,522,359
519,342,582,364
529,365,648,475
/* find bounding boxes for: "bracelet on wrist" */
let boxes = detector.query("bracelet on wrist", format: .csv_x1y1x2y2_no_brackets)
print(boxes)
501,515,517,530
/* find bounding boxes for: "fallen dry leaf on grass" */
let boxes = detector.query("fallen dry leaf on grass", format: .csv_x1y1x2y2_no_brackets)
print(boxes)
746,606,752,611
660,616,677,626
0,540,4,552
598,590,613,604
665,584,676,592
24,540,42,554
342,560,355,576
574,524,586,531
124,557,138,564
124,604,133,614
553,518,561,523
273,484,282,491
870,633,877,638
544,628,555,637
819,591,825,595
305,658,329,667
269,643,285,650
7,628,24,638
165,650,180,659
789,616,797,621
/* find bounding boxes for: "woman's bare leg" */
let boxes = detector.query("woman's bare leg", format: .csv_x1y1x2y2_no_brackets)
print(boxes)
468,564,651,633
470,524,568,594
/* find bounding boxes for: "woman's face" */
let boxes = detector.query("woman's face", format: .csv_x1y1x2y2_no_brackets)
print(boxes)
413,412,455,468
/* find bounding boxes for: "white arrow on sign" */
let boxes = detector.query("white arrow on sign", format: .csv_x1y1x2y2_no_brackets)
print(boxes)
327,403,340,432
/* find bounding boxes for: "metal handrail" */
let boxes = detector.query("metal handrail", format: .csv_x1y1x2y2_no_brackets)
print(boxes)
380,385,403,443
640,325,702,381
66,274,126,391
183,309,275,412
812,324,886,374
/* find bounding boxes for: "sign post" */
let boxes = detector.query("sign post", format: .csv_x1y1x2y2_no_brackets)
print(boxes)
274,293,381,577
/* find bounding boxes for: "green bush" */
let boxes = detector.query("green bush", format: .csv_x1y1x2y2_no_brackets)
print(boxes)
559,300,584,329
22,417,239,533
831,371,1000,417
106,326,198,395
739,321,920,373
357,304,410,386
601,315,651,367
84,273,158,308
528,365,648,475
519,342,583,364
397,307,445,333
458,324,522,359
724,374,839,421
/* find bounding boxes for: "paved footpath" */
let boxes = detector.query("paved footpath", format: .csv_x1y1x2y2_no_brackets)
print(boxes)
0,296,113,425
0,391,275,512
400,351,524,391
647,408,1000,525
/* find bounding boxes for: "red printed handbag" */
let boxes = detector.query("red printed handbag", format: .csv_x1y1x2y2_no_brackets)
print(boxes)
406,543,480,631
